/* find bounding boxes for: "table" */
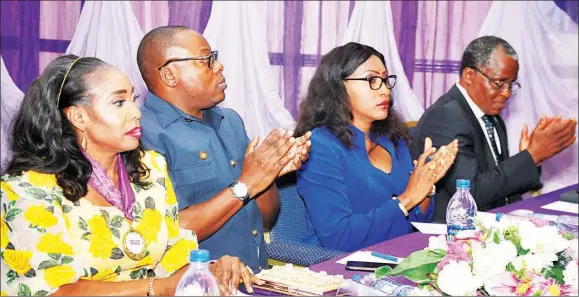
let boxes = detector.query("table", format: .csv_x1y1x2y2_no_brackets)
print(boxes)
309,184,578,284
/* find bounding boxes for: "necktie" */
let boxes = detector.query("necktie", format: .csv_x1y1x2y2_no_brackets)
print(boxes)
481,115,501,161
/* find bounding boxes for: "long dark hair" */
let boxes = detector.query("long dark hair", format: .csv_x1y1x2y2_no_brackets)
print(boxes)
5,55,149,202
295,42,410,149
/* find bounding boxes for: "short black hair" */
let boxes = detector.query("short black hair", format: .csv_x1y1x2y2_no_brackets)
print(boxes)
460,35,518,75
136,25,190,87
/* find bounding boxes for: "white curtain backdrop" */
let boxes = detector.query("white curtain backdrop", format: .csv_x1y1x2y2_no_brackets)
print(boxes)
478,0,579,192
342,1,425,121
1,57,24,173
66,1,148,105
203,1,296,139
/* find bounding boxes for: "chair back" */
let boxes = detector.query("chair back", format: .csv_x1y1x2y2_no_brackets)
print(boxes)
270,172,309,242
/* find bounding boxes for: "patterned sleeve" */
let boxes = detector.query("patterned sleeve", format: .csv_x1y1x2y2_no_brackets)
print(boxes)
1,179,86,296
152,155,198,278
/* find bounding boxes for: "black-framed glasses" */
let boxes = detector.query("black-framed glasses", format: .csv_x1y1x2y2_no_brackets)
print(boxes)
157,51,219,70
472,68,521,94
343,75,397,90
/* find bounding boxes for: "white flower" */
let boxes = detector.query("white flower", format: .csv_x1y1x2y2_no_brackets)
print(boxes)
564,261,578,291
472,240,517,278
518,220,569,254
566,238,578,263
511,252,558,272
428,235,448,252
437,261,483,296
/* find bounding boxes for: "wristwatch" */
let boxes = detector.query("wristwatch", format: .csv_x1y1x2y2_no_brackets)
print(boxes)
229,181,251,202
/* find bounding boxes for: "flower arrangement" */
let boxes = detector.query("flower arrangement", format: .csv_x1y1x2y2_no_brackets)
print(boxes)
376,213,579,296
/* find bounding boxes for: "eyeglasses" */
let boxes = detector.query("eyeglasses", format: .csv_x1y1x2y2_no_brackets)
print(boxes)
157,51,219,70
343,75,397,90
473,68,521,94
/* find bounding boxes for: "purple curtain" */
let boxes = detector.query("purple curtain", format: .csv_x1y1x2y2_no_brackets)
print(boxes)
168,0,213,33
1,1,40,92
282,1,304,119
554,0,579,23
391,1,418,87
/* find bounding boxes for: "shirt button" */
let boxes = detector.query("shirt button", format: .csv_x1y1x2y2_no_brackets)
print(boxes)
199,151,208,160
230,160,237,168
184,118,193,122
252,229,258,236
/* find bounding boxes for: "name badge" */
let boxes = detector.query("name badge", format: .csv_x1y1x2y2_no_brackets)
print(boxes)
123,227,147,261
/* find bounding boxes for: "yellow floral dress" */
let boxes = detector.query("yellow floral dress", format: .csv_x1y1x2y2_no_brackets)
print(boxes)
0,151,198,296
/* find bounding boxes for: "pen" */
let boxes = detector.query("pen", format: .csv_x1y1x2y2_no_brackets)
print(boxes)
371,251,402,263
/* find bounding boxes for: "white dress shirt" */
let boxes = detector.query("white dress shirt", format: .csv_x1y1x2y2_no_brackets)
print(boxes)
455,82,502,164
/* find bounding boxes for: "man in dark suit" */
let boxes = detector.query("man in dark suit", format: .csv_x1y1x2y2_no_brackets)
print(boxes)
411,36,577,222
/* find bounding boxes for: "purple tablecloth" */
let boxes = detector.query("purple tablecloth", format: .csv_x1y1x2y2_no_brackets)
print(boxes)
309,184,578,283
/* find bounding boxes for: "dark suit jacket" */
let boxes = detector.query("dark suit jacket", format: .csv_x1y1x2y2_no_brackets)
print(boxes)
410,85,542,222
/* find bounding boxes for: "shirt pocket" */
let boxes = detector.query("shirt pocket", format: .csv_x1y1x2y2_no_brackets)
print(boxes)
172,162,218,206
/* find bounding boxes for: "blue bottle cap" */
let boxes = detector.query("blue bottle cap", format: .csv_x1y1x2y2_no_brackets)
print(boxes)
190,249,210,262
456,179,471,188
496,213,504,222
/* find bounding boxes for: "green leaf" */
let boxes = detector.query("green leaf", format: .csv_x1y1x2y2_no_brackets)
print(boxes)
24,187,48,200
493,230,501,244
36,227,46,233
110,215,124,228
90,267,98,277
110,247,124,260
17,283,32,296
130,268,144,280
562,233,574,240
45,206,54,214
110,228,121,239
542,266,565,285
134,202,142,215
5,208,23,221
100,209,111,226
147,269,156,278
48,253,61,261
6,269,18,285
384,249,446,284
156,177,165,187
145,197,155,210
18,182,32,188
8,200,16,209
33,290,49,296
38,260,59,270
114,265,122,274
83,268,89,278
133,184,142,193
24,268,36,278
78,217,88,231
81,231,91,241
61,256,74,265
375,265,393,279
62,205,73,214
532,290,544,296
51,193,63,206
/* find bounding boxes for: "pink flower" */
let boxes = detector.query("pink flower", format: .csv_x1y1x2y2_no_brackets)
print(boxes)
539,278,577,296
484,270,546,296
437,239,473,270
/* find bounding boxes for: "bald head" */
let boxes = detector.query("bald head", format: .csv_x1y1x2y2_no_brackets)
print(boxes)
136,25,195,88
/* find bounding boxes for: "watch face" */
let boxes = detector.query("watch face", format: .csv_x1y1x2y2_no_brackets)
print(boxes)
233,182,249,197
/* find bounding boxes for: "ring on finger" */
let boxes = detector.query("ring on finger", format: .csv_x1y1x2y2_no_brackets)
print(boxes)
429,163,437,170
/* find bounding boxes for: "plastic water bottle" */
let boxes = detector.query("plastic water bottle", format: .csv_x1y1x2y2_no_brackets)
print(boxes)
446,179,477,242
352,274,414,296
175,249,220,296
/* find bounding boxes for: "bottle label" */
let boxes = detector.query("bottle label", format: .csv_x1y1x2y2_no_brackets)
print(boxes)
447,224,476,242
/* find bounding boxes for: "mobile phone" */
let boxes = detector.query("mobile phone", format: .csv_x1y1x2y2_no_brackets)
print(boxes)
345,261,397,272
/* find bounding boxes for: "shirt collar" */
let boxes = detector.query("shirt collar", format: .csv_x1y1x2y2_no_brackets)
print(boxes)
145,92,224,129
349,124,393,151
455,81,485,119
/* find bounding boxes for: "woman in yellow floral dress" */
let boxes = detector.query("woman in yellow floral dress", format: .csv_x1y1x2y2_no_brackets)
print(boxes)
0,55,260,296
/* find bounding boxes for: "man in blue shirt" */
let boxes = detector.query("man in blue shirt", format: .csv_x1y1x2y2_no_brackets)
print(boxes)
136,25,311,278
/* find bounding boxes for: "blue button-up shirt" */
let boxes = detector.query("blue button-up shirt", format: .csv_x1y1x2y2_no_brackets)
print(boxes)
140,92,267,272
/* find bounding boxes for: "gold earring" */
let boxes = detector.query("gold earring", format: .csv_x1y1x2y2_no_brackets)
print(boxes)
80,130,87,151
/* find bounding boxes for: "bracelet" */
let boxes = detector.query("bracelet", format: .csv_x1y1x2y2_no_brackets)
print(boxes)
392,195,409,216
427,185,436,198
147,277,157,296
398,202,409,216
